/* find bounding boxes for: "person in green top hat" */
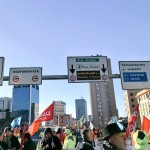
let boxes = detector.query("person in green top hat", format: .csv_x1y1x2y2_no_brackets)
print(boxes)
133,130,149,150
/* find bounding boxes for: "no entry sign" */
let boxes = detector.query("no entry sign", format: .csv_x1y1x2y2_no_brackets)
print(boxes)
9,67,42,85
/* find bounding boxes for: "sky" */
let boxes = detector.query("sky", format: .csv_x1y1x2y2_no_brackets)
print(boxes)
0,0,150,118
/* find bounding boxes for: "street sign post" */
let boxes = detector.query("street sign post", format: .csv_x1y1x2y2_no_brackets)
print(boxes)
67,56,109,83
0,57,4,86
119,61,150,89
9,67,42,85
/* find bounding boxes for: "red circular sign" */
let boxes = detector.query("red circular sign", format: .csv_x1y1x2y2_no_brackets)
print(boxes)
70,75,76,81
13,76,19,82
32,75,39,82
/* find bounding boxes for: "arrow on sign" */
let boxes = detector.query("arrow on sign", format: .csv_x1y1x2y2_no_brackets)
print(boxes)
101,64,106,73
70,65,75,74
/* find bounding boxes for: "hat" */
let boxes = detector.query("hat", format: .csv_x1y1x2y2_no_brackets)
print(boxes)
103,123,122,140
44,128,52,134
133,130,149,150
65,129,71,135
24,133,31,140
4,127,11,133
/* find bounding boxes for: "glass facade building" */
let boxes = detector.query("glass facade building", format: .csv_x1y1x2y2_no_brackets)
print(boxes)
12,85,39,124
75,99,87,120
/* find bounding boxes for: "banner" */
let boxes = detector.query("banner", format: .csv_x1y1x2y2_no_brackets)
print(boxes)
126,104,139,138
77,115,85,128
141,116,150,140
28,102,54,136
11,116,22,128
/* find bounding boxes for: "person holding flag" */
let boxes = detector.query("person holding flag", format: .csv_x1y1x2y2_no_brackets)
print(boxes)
28,102,54,136
40,128,62,150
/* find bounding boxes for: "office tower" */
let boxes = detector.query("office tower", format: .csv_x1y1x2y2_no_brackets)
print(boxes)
125,89,144,129
0,97,12,119
75,98,87,120
89,59,118,129
12,85,39,124
53,101,66,115
125,90,141,118
0,97,12,111
45,101,66,127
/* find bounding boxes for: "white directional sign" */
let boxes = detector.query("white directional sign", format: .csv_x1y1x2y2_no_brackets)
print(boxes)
9,67,42,85
119,61,150,89
0,57,4,86
67,56,109,83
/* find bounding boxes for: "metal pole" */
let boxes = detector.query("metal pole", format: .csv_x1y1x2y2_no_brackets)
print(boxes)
29,85,32,125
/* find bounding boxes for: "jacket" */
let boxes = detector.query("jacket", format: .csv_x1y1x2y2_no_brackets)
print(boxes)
23,139,36,150
4,135,20,150
63,134,76,149
102,140,118,150
78,140,94,150
41,135,62,150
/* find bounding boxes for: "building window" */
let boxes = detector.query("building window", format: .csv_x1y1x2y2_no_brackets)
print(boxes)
131,99,134,102
132,105,135,108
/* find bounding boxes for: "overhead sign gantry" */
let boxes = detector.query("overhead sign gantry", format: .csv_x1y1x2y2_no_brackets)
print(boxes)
67,56,109,83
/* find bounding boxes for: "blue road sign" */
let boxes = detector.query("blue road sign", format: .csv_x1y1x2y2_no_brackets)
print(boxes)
123,72,148,82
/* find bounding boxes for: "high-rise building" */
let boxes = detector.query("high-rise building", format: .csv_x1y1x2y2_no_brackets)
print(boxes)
89,59,118,129
45,101,66,127
75,98,87,120
0,97,12,111
12,85,39,124
0,97,12,119
53,101,66,115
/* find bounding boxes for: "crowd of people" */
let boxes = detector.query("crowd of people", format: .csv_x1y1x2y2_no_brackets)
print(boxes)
0,123,149,150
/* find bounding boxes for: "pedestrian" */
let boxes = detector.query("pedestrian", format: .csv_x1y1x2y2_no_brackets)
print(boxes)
102,123,126,150
23,133,36,150
0,131,8,150
55,126,64,146
3,127,20,150
76,128,94,150
63,129,76,150
40,128,62,150
133,130,149,150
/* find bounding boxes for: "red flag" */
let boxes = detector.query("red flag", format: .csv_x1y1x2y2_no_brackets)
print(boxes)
141,116,150,140
28,102,54,136
28,122,40,136
126,104,139,138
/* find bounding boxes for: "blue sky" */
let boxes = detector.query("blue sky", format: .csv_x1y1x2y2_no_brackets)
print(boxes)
0,1,150,118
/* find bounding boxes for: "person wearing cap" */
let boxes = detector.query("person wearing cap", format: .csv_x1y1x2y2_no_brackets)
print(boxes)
76,128,94,150
55,126,64,146
102,123,126,150
0,131,8,150
22,133,36,150
63,129,76,150
3,127,20,150
40,127,62,150
132,130,149,150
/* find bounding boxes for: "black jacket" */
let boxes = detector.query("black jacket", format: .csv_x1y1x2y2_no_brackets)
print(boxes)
80,140,94,150
4,135,20,150
103,140,118,150
0,141,8,150
41,135,62,150
23,139,36,150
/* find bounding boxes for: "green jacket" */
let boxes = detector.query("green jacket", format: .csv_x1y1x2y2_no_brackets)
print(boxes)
63,134,76,149
133,130,149,150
